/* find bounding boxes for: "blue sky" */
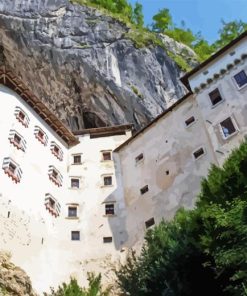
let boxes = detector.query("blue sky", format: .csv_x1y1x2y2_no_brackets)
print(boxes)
129,0,247,43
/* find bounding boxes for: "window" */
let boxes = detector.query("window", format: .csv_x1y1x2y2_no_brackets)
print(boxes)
185,116,195,127
71,231,80,241
48,166,63,187
233,70,247,88
44,193,61,217
71,178,80,189
219,117,237,139
103,237,112,243
73,155,81,164
51,142,63,161
9,130,26,152
102,151,112,161
209,88,223,106
15,107,29,127
103,176,112,186
145,218,155,229
2,157,22,183
135,153,144,164
34,126,48,146
140,185,149,195
105,204,115,216
68,206,77,218
193,148,205,160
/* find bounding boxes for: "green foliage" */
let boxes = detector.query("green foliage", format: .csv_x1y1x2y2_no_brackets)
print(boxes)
167,52,191,71
130,85,143,99
213,20,247,51
45,273,111,296
152,9,172,32
132,2,144,28
116,141,247,296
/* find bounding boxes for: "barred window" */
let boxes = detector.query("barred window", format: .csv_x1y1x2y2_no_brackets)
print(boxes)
9,130,26,152
34,126,48,146
2,157,22,183
14,107,30,128
44,193,61,217
233,70,247,88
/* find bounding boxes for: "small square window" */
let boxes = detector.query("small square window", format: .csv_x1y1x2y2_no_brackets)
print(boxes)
71,178,80,189
38,130,44,139
52,170,58,179
140,185,149,195
103,237,112,243
234,70,247,88
209,88,223,106
73,155,81,164
193,148,205,159
53,145,59,154
185,116,195,127
135,153,144,164
71,231,80,241
49,198,55,209
145,218,155,229
102,151,111,161
105,204,115,215
104,176,112,186
68,206,77,217
220,117,237,139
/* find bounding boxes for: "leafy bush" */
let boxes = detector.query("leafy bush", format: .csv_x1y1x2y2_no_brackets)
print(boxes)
45,273,111,296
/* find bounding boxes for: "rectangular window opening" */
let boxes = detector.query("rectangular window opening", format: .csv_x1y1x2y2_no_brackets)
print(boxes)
71,178,80,189
71,231,80,241
209,88,223,106
9,162,16,174
185,116,195,127
135,153,144,163
140,185,149,195
193,148,205,159
220,117,237,139
234,70,247,88
102,151,111,161
103,237,112,243
68,206,77,217
73,155,81,164
105,204,115,215
104,176,112,186
14,134,21,145
145,217,155,229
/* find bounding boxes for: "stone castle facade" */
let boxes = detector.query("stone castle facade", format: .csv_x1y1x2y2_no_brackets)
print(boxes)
0,32,247,293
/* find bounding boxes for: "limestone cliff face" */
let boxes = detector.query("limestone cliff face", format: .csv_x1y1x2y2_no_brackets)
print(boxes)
0,0,197,130
0,252,37,296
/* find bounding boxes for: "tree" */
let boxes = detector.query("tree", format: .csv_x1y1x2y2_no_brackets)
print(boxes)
152,8,172,32
133,2,144,28
213,20,247,51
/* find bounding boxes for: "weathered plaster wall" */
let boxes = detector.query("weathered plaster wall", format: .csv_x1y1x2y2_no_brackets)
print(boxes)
116,95,218,248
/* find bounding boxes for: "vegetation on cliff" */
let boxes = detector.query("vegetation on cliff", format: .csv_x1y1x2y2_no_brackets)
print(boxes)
116,141,247,295
70,0,247,71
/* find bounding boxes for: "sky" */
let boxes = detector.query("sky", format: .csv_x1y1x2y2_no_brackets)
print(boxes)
129,0,247,43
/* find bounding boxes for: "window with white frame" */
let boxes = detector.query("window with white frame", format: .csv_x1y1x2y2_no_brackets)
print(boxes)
44,193,61,217
103,176,112,186
105,203,115,216
51,141,63,161
233,70,247,88
68,206,78,218
48,166,63,187
2,157,22,183
219,117,237,139
8,130,26,152
71,178,80,189
208,88,223,106
102,151,112,161
193,147,205,160
34,126,48,146
71,231,80,241
73,154,82,164
14,107,30,128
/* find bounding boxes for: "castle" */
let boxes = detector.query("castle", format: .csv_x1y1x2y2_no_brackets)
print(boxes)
0,31,247,293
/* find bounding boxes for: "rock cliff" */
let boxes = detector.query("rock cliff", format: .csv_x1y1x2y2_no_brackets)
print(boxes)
0,0,197,130
0,252,37,296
